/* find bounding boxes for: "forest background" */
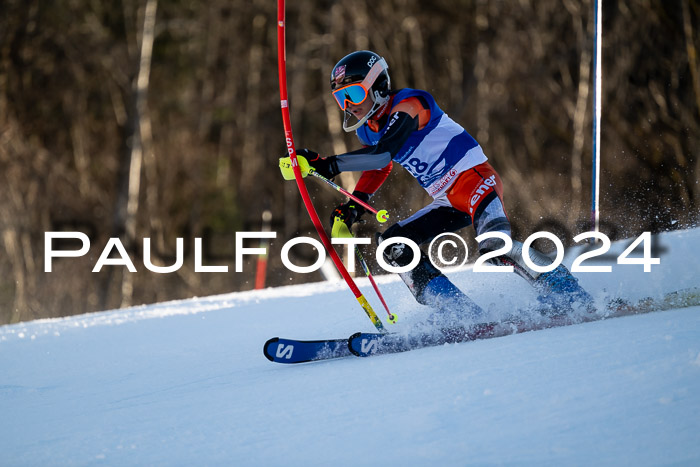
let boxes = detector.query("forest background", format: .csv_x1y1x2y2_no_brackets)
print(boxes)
1,0,699,324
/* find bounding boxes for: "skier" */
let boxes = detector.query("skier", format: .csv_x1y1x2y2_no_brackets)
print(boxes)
280,50,593,321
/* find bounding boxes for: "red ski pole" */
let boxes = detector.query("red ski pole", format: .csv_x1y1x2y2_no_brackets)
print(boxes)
332,218,396,324
309,171,389,223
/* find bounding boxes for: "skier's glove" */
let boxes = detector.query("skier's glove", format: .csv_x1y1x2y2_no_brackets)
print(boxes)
301,149,340,180
279,153,311,180
329,191,371,229
279,149,340,180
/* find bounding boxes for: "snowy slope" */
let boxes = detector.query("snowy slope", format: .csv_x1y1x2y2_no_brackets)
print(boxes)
1,229,699,466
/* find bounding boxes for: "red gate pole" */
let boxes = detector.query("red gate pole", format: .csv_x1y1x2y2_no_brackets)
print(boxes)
276,0,385,332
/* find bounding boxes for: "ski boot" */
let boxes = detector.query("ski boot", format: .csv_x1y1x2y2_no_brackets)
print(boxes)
377,231,484,329
534,264,594,315
420,275,485,323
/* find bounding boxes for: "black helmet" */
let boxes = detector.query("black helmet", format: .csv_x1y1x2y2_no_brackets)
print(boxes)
330,50,391,131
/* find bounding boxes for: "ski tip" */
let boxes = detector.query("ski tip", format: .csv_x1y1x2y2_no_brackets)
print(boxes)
263,337,280,362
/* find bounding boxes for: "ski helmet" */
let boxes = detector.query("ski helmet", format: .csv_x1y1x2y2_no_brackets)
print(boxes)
330,50,391,132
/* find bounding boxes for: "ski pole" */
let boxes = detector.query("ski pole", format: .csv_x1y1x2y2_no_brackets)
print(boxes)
309,170,389,223
355,245,397,324
332,218,396,324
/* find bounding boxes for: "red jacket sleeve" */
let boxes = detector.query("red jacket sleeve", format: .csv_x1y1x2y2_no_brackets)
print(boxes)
354,161,393,194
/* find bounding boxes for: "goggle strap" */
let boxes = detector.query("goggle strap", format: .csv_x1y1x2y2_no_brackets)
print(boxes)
361,58,388,90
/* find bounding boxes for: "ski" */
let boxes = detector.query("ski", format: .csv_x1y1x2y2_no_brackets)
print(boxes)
348,286,700,358
348,322,501,357
264,287,700,363
263,336,352,364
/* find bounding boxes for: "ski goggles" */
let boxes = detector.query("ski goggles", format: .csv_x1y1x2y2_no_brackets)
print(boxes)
332,58,388,111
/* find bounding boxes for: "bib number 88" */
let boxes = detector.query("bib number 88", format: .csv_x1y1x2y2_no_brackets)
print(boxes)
406,158,428,174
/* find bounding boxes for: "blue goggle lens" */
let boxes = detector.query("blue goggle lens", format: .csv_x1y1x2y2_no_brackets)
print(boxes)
332,84,369,110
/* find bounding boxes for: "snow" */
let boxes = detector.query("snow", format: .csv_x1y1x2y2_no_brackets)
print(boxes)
1,229,699,466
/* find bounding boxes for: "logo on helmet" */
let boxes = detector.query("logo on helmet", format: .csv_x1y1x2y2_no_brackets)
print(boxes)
333,65,346,86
